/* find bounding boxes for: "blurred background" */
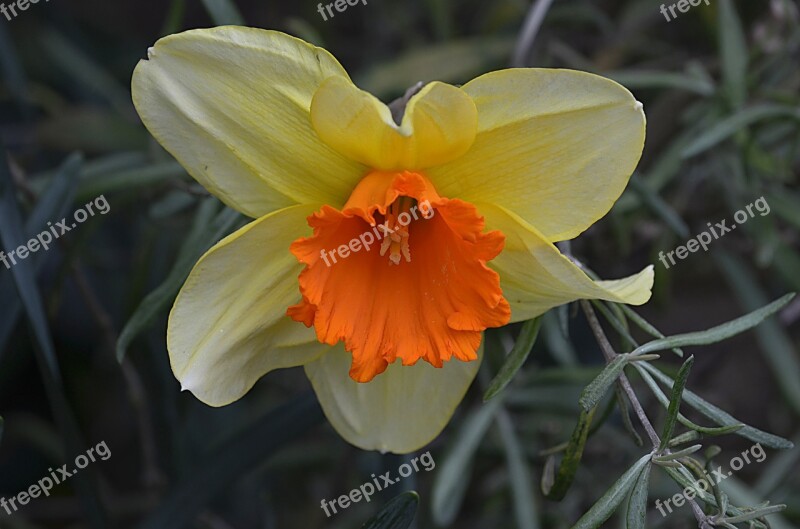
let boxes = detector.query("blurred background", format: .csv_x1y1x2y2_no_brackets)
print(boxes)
0,0,798,528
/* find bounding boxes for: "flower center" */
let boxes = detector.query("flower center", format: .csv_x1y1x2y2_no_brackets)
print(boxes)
379,196,416,265
286,170,510,382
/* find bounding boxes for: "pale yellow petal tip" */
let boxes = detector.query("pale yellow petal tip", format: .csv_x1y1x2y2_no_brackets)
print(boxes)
635,100,644,111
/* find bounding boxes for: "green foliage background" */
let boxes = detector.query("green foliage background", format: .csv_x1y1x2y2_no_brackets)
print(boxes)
0,0,798,528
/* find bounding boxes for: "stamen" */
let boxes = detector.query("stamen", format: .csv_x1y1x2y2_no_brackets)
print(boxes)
380,197,417,265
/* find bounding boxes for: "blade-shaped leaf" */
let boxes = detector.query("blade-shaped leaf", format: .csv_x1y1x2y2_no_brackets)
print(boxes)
639,362,793,449
625,462,651,529
0,152,81,354
139,393,323,529
431,398,502,526
484,317,542,401
542,406,596,500
579,355,628,411
496,409,540,529
199,0,245,25
0,150,106,528
116,199,241,361
659,355,694,450
362,491,419,529
630,293,795,357
572,454,652,529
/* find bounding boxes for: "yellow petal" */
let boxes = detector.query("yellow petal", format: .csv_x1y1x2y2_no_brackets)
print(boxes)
428,69,646,242
132,27,365,218
168,204,329,407
478,202,653,322
305,345,481,453
311,77,477,170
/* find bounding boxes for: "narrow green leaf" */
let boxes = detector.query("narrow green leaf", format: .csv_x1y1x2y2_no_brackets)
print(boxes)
572,454,652,529
116,202,241,360
0,151,106,528
496,409,539,529
542,311,578,366
653,444,703,462
620,304,683,357
625,463,651,529
431,398,502,526
630,293,795,357
659,356,694,450
608,70,714,96
635,363,747,436
0,153,81,353
715,251,800,415
591,300,638,351
484,317,542,401
139,393,323,529
579,355,628,411
77,161,188,202
362,491,419,529
628,176,690,237
682,105,800,158
724,505,786,524
542,407,596,500
199,0,245,25
718,0,748,108
639,363,793,449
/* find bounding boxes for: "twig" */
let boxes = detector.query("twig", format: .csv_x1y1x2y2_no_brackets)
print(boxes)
580,300,661,447
511,0,556,67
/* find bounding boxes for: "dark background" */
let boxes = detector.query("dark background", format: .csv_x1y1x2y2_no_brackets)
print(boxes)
0,0,798,528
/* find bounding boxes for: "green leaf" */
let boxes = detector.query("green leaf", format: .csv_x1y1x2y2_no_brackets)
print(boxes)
653,444,702,462
659,356,694,450
116,200,241,360
495,409,540,529
682,105,800,158
579,355,628,412
608,70,714,96
718,0,748,108
361,491,419,529
0,153,81,353
630,293,795,357
638,362,793,449
619,305,683,357
431,398,502,526
715,251,800,415
572,454,652,529
76,161,189,203
541,310,579,366
0,150,106,528
542,406,596,500
628,176,690,237
199,0,245,25
140,393,323,529
484,317,542,401
625,462,651,529
635,363,747,436
39,30,134,116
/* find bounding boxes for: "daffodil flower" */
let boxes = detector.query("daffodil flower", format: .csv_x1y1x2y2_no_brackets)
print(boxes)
132,27,653,454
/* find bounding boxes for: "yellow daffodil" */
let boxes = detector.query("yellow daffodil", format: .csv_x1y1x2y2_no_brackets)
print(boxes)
131,26,654,454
